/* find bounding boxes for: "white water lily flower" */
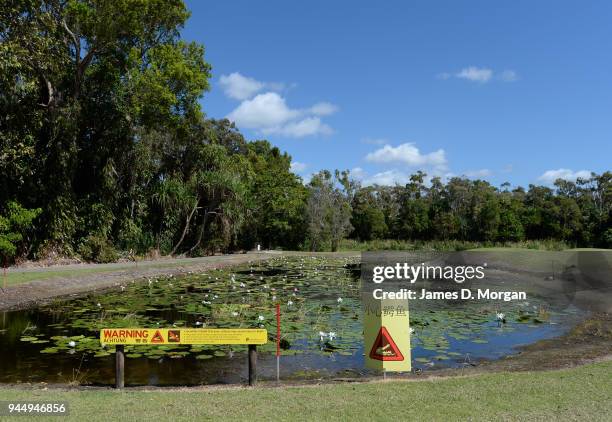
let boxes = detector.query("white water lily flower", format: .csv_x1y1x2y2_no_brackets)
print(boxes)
68,341,76,347
287,300,293,306
97,303,102,308
195,321,203,326
337,297,343,303
319,331,326,341
232,312,239,317
258,315,265,321
240,283,246,288
496,313,505,321
328,332,336,340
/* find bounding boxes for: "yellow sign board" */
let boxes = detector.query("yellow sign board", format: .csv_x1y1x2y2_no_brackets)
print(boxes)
100,328,268,345
363,296,411,372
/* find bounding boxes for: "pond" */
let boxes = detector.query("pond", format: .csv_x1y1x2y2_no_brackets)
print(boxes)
0,256,586,386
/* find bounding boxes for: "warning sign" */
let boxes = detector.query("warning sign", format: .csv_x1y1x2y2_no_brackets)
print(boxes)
363,295,411,372
369,327,404,361
150,330,165,343
100,328,267,345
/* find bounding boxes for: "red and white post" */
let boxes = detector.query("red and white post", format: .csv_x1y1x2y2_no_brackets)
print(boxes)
276,303,281,382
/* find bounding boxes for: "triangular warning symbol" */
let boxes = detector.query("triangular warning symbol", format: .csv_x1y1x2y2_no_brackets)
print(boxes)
369,326,404,361
150,330,165,343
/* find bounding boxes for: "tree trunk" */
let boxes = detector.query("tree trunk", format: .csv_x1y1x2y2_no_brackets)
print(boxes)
170,200,199,256
188,211,213,254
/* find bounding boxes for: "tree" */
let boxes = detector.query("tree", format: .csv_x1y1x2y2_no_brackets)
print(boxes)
0,202,41,265
351,188,387,241
306,170,352,251
1,0,210,254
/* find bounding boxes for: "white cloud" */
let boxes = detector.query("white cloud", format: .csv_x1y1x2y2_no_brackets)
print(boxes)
264,117,333,137
365,143,447,169
226,88,338,138
350,167,366,179
219,72,289,100
364,170,411,186
308,102,339,116
538,169,591,184
464,169,492,179
290,161,308,173
438,67,517,83
219,72,265,100
227,92,300,129
456,67,493,83
499,70,518,82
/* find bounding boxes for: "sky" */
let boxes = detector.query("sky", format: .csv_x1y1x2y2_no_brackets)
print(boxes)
182,0,612,187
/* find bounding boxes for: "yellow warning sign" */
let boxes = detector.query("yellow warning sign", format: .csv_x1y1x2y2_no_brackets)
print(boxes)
363,296,411,372
100,328,268,345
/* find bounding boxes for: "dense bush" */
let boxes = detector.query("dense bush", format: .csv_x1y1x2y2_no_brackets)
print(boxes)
77,235,119,264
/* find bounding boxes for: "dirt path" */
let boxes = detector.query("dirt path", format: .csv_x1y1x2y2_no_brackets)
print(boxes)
0,253,279,310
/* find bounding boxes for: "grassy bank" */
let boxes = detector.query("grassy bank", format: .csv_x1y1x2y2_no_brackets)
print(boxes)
1,360,611,421
338,238,575,252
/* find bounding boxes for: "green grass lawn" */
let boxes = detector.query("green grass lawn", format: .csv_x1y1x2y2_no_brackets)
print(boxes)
2,260,197,287
2,360,611,421
1,267,127,287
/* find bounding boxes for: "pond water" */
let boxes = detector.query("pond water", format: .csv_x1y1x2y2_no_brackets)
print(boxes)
0,256,585,386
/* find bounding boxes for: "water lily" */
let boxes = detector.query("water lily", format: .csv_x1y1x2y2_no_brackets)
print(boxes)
96,303,101,308
496,313,505,321
319,331,326,341
337,297,343,303
328,332,336,341
240,283,246,288
258,315,265,321
195,321,203,326
68,341,76,347
232,311,239,317
287,300,293,306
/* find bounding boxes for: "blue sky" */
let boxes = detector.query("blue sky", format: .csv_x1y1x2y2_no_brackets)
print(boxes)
183,0,612,187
